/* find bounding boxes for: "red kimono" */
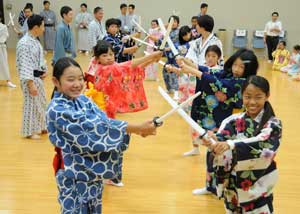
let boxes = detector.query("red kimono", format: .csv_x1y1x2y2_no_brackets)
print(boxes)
91,59,148,118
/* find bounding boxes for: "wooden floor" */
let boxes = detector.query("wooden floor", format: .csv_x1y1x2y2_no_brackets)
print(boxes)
0,49,299,214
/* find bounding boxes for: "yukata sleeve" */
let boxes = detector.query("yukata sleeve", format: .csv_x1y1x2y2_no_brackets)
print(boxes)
88,23,97,50
47,101,130,154
215,116,282,171
16,44,35,80
185,40,198,63
198,73,243,99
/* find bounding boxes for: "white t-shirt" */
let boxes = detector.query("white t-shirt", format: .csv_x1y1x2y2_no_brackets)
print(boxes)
264,20,282,37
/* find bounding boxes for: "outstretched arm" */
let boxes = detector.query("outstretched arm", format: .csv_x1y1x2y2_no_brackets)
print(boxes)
131,51,163,68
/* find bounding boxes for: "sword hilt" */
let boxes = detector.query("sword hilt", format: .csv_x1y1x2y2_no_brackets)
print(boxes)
153,116,163,127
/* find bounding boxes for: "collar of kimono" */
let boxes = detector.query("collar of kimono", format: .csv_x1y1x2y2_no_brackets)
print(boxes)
245,109,265,123
200,33,214,49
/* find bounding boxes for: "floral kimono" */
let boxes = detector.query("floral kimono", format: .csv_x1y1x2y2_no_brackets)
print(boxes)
214,110,282,213
191,71,245,193
47,92,130,214
93,60,148,118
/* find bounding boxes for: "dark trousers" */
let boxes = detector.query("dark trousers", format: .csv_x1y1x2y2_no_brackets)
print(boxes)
266,35,279,60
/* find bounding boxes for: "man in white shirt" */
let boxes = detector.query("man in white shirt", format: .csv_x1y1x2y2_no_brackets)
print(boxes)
264,12,282,62
88,7,106,51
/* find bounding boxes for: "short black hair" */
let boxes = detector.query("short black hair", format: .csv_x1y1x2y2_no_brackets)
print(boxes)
80,3,87,8
151,19,158,25
93,40,113,57
120,4,127,9
197,15,214,33
43,1,50,5
128,4,135,9
200,3,208,8
24,5,33,11
272,12,279,16
60,6,72,18
105,18,121,29
94,7,103,14
279,40,286,47
169,15,180,24
293,45,300,51
24,3,33,10
191,16,198,20
27,14,44,30
179,25,191,44
205,45,222,58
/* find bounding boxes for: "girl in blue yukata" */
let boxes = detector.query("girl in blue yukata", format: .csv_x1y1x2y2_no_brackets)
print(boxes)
166,45,222,156
46,57,159,214
202,75,282,214
169,48,258,195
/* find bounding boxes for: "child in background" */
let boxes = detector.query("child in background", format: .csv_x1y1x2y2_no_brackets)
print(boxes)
280,45,300,76
103,18,138,63
145,19,163,81
168,45,222,156
280,45,300,73
272,40,290,71
47,57,159,214
191,16,200,40
176,25,193,108
202,75,281,214
170,48,258,195
162,15,180,100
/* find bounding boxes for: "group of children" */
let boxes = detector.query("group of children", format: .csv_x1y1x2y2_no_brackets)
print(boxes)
271,40,300,79
1,2,284,213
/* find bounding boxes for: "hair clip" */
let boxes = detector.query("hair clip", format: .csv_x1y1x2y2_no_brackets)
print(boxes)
242,60,251,64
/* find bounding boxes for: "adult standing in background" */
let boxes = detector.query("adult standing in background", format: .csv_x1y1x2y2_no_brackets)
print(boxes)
198,3,208,17
88,7,106,51
52,6,76,65
40,1,56,52
264,12,282,63
16,15,47,139
127,4,139,33
75,3,93,54
118,3,129,33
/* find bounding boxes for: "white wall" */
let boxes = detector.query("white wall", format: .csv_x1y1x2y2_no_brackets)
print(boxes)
3,0,299,56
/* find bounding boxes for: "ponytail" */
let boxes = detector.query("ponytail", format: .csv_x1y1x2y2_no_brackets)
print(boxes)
253,101,275,135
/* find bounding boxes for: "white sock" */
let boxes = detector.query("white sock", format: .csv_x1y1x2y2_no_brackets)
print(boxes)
192,187,210,195
183,147,200,156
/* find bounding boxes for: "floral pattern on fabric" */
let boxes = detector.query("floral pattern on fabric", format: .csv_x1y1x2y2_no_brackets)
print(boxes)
214,112,282,213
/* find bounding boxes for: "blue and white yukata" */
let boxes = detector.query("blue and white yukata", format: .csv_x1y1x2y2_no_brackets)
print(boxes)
16,33,47,137
103,33,125,63
47,92,131,214
162,28,179,92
